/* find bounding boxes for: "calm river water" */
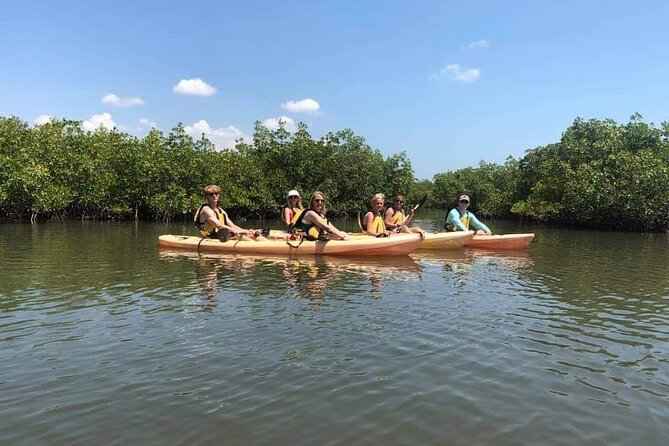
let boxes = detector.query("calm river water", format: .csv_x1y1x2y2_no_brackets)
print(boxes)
1,213,668,445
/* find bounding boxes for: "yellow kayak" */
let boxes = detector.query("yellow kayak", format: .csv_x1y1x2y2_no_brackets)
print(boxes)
158,233,423,256
418,231,475,249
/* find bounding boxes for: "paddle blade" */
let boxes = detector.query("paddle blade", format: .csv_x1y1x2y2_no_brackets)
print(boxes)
412,193,428,212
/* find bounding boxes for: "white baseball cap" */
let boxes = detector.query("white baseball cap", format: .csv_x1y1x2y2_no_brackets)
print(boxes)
287,190,300,198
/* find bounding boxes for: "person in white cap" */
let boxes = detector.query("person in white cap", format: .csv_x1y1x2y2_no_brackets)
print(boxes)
283,189,304,231
444,194,492,234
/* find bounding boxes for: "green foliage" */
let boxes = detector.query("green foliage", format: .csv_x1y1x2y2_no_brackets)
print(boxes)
0,115,414,223
430,114,669,232
3,112,668,231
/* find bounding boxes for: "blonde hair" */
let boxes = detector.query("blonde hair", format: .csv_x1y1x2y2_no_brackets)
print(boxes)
203,185,221,195
371,192,385,205
310,191,327,214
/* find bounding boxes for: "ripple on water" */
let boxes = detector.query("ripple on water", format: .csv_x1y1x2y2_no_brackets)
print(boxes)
2,223,669,444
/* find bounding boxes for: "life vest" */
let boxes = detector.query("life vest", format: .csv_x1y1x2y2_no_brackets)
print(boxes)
385,206,405,227
447,209,470,231
284,205,304,232
293,208,327,240
194,204,228,238
363,212,386,234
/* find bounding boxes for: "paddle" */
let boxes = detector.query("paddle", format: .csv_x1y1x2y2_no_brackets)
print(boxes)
392,193,428,232
411,193,428,213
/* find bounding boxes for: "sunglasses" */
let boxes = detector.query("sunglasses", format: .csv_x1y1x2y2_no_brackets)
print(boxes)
459,200,469,204
289,196,298,199
207,192,220,196
395,200,404,204
314,198,325,203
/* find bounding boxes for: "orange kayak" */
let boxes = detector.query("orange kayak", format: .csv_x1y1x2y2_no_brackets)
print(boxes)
464,233,535,250
158,234,422,256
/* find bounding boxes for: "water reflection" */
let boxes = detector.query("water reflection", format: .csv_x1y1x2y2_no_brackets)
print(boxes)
412,248,533,286
159,250,422,306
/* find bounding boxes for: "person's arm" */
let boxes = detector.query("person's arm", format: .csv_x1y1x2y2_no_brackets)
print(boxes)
401,208,415,226
282,207,292,226
383,208,398,229
445,209,468,231
468,212,492,234
224,214,255,237
306,211,348,240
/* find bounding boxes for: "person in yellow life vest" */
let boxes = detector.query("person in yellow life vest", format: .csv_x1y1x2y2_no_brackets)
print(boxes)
384,194,425,234
363,193,393,237
282,189,304,232
444,194,492,234
194,185,267,241
293,191,349,240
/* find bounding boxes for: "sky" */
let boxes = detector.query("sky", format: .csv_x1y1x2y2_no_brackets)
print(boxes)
1,0,668,180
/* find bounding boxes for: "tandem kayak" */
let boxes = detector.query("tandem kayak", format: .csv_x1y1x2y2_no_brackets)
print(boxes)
158,234,423,256
417,231,475,250
463,233,535,250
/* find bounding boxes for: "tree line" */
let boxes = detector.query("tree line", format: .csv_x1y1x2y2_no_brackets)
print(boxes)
1,113,667,231
0,116,414,223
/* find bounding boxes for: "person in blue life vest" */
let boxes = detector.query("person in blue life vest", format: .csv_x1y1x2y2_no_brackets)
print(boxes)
194,185,267,241
363,193,394,237
282,189,304,232
444,194,492,235
384,194,425,234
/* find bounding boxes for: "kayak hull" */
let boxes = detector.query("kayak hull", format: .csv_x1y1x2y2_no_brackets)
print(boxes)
418,231,475,250
158,234,422,256
464,233,535,250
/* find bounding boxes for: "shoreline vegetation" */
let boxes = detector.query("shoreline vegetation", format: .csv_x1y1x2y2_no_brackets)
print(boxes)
1,114,668,232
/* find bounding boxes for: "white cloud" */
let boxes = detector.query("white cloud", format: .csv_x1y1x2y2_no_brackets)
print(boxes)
184,120,246,149
101,93,144,107
431,64,480,83
173,78,217,96
262,116,297,132
281,98,321,114
468,39,490,49
34,114,54,125
82,112,116,131
139,118,157,128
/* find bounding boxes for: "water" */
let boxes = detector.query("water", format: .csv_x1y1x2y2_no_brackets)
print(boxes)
1,215,668,445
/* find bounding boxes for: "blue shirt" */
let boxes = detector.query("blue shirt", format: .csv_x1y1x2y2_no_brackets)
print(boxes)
445,208,490,232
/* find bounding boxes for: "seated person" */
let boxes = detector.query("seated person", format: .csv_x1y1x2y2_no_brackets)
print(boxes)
384,194,425,234
363,193,393,237
444,194,492,235
282,189,304,232
194,185,267,241
293,191,349,240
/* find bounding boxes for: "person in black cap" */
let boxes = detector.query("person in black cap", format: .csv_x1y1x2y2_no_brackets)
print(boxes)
444,194,492,234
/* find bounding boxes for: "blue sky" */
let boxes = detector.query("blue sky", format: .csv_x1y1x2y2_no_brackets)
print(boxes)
2,0,668,180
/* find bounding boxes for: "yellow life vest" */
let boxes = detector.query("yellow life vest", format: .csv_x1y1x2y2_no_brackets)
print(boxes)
286,207,304,231
387,208,405,227
194,204,228,238
449,211,470,231
364,213,386,234
294,209,327,240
